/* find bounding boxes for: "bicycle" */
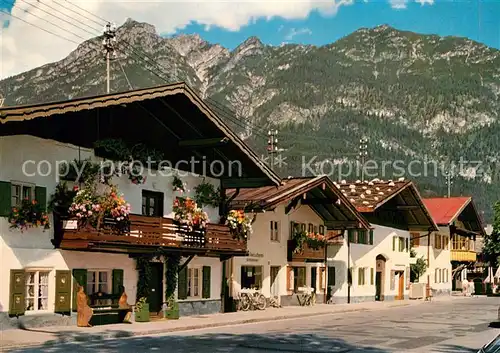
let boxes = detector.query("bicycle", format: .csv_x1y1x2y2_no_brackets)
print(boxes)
240,291,267,311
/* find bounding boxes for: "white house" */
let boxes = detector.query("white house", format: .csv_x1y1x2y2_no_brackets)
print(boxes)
421,197,485,292
227,176,371,306
0,83,280,329
328,179,438,303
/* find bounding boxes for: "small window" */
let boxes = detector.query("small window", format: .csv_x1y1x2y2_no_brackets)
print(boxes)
370,268,374,285
270,221,280,242
308,223,314,233
300,223,306,232
188,267,201,298
319,225,325,235
11,182,35,207
142,190,164,217
87,270,110,294
358,267,366,285
399,237,405,252
25,270,50,311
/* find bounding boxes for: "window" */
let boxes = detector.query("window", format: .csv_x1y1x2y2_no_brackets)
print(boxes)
370,268,374,285
142,190,164,217
241,266,263,290
399,237,405,252
443,236,449,250
188,267,201,298
270,221,280,242
25,270,50,311
319,225,325,235
435,234,442,249
445,269,449,283
434,269,439,284
358,267,366,285
410,232,420,247
327,266,336,286
11,182,35,206
358,230,367,244
87,270,110,294
308,223,314,233
319,267,326,290
270,266,280,295
293,267,306,292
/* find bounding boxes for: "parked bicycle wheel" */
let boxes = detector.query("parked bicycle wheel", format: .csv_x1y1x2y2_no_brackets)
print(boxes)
256,294,267,310
240,294,251,311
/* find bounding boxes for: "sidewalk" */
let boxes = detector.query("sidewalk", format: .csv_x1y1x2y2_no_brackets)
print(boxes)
0,296,466,350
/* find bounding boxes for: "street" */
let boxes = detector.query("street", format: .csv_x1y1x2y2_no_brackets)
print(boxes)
6,297,500,353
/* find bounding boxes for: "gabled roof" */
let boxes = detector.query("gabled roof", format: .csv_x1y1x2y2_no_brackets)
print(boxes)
0,83,280,186
227,175,371,230
423,197,485,235
335,178,438,231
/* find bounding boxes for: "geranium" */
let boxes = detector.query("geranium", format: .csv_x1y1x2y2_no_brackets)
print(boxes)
226,210,253,240
173,197,208,230
9,199,50,232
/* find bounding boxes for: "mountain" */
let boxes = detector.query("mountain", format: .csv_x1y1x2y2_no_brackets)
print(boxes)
2,19,500,222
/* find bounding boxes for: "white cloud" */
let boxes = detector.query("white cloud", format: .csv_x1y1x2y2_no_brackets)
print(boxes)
0,0,353,79
389,0,408,9
415,0,434,5
284,27,312,40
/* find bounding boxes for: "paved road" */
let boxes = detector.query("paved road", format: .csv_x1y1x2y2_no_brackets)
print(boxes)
8,297,500,353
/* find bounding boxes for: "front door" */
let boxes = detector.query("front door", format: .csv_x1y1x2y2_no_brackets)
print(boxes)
397,271,405,300
148,262,163,313
375,272,382,301
270,266,280,296
311,267,317,293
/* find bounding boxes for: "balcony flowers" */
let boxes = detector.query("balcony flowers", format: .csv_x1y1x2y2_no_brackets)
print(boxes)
291,228,327,253
8,199,50,232
173,197,208,230
226,210,253,240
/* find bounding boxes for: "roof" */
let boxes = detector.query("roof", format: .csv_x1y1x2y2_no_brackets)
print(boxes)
0,83,280,186
334,178,438,231
227,175,371,230
422,197,471,225
423,197,485,235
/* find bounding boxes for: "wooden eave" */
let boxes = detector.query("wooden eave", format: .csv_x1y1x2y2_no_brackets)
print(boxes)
0,82,280,187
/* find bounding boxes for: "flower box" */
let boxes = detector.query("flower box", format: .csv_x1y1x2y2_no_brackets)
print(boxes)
134,303,150,322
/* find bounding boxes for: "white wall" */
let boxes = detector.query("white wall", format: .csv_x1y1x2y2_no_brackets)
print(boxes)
413,226,452,293
0,135,223,313
327,224,411,300
232,204,327,298
180,256,222,301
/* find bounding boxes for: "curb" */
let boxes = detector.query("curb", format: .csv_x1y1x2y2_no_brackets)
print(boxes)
1,300,429,351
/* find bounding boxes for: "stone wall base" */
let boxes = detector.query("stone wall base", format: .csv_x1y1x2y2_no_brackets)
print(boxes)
0,312,76,331
178,299,221,316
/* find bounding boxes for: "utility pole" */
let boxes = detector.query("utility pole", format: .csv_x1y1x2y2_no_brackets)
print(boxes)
267,130,278,170
445,169,453,198
358,137,368,182
102,22,117,94
0,94,4,108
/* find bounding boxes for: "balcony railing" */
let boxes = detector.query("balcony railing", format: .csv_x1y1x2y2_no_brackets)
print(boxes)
54,214,247,255
287,240,325,262
450,250,477,262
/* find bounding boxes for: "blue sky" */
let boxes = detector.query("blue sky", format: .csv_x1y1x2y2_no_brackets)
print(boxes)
172,1,500,50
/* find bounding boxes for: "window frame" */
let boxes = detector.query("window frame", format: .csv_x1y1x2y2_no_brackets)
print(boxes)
25,269,51,312
187,266,202,299
141,190,164,217
11,181,35,207
270,220,280,242
86,269,111,294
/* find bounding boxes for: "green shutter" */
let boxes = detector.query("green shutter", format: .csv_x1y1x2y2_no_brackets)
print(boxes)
369,230,374,245
392,236,396,251
112,269,124,295
348,229,354,243
202,266,211,299
35,186,47,211
55,270,71,314
177,267,188,300
9,270,26,316
327,266,335,286
405,238,409,252
72,269,87,312
0,181,11,217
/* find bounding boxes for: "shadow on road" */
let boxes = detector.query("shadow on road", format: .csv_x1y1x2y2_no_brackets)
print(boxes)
427,344,477,353
6,331,392,353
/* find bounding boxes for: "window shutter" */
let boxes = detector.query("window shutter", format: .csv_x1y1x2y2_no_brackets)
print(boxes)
392,236,396,251
72,269,87,312
0,181,11,217
177,267,188,300
35,186,47,211
112,269,124,295
327,266,335,286
405,238,409,252
202,266,211,299
55,270,71,314
371,268,374,285
9,270,26,316
348,229,354,243
369,230,374,245
358,268,362,285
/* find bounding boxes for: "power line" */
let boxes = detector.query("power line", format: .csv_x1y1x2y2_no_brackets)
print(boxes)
52,0,106,28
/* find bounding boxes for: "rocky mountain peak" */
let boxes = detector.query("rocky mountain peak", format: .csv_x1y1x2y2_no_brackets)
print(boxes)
118,18,157,37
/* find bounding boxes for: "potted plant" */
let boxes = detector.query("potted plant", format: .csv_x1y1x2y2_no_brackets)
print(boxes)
164,295,179,319
9,199,50,232
134,297,150,322
172,197,209,231
226,210,253,240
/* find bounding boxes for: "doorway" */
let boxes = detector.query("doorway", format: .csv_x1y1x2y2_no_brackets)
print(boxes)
397,271,405,300
270,266,280,296
311,267,317,293
375,254,387,301
148,262,164,313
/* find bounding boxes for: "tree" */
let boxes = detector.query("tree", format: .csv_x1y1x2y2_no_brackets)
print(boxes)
482,201,500,267
410,248,427,283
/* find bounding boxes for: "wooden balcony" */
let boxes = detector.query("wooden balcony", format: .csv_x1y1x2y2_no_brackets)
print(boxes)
54,214,247,256
287,240,325,262
450,250,477,262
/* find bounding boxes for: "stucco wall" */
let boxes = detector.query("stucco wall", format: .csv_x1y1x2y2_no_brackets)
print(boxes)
412,226,452,294
0,135,222,316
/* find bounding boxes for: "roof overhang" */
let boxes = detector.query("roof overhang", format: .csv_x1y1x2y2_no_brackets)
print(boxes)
0,83,280,187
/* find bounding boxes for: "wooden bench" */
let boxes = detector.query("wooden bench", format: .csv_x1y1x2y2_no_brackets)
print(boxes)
88,292,131,326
